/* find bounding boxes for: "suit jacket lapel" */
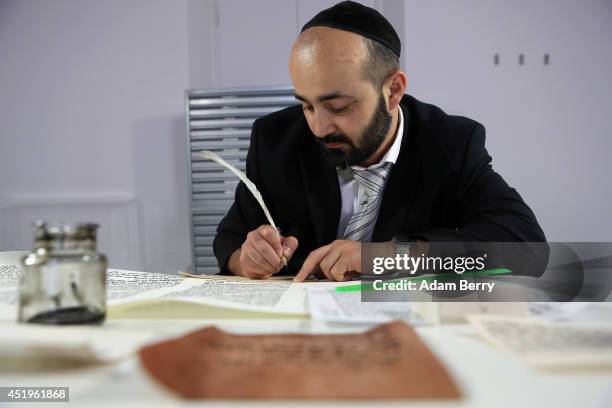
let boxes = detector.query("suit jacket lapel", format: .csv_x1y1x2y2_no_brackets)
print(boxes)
372,102,421,241
298,145,341,247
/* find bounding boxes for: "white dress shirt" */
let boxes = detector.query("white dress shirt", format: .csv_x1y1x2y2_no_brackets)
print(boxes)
335,107,405,240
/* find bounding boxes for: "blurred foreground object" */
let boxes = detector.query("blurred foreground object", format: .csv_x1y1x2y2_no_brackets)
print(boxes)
139,321,461,399
18,222,107,325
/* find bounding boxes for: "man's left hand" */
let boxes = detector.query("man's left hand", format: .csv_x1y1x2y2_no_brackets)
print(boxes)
293,240,361,282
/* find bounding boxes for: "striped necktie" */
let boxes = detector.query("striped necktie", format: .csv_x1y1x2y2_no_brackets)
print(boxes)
342,162,392,242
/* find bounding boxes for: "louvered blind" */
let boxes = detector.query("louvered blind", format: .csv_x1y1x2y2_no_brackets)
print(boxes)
186,87,297,274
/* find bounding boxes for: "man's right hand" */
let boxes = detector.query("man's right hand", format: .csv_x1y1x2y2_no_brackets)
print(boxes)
228,225,298,279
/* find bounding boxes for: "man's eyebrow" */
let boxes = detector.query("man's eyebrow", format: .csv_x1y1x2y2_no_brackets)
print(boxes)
294,92,355,103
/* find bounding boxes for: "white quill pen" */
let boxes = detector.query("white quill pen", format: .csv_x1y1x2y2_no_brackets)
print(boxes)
200,150,287,266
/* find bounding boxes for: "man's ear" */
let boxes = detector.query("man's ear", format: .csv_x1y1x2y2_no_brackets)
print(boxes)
386,70,407,111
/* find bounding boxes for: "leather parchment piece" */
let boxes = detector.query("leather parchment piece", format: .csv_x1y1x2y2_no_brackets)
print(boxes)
138,321,461,399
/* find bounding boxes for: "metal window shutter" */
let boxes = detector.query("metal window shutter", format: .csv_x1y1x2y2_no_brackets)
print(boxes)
186,87,297,274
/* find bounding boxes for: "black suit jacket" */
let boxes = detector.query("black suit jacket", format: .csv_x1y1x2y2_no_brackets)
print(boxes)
213,94,546,275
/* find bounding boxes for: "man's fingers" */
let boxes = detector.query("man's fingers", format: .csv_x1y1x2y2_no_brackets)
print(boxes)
293,240,361,282
243,245,277,275
258,226,283,258
253,239,283,270
245,243,276,272
244,270,273,280
249,226,281,268
239,225,292,280
319,247,341,277
281,236,299,261
330,260,351,281
251,226,284,269
294,244,331,282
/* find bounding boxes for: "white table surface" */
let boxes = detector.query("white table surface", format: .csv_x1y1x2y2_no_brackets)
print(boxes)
1,250,611,407
1,316,611,408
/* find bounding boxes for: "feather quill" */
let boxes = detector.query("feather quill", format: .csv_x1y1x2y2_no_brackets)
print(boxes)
200,150,287,266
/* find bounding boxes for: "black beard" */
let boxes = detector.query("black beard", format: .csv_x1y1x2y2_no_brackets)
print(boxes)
317,93,393,168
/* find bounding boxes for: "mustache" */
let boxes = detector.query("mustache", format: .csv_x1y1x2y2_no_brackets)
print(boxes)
320,133,353,146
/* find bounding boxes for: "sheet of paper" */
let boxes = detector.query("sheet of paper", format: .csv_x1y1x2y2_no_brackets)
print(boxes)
0,267,203,319
179,270,296,282
139,321,461,399
469,315,612,368
108,269,348,315
147,271,353,315
157,278,349,315
307,286,425,324
528,302,612,323
106,268,200,305
160,279,299,313
0,263,19,305
0,266,192,307
438,302,527,323
0,264,20,319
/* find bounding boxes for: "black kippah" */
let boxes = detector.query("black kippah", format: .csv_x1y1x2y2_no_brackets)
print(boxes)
301,1,401,57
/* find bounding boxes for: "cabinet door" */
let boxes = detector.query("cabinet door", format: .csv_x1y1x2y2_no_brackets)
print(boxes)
213,0,379,88
214,0,298,87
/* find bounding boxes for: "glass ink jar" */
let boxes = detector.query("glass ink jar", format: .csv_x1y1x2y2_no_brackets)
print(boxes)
18,221,107,324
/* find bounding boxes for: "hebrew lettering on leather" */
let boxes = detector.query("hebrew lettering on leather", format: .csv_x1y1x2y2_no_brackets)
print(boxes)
138,321,461,399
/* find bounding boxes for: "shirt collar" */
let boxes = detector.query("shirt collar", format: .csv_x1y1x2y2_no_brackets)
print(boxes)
350,106,404,171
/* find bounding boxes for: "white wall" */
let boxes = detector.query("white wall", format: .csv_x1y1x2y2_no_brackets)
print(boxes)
0,0,196,272
402,0,612,241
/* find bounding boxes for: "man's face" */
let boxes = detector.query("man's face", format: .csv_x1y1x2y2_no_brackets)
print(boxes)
316,93,392,167
289,29,392,167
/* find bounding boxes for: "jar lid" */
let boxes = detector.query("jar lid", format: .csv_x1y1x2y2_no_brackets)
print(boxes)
34,221,99,245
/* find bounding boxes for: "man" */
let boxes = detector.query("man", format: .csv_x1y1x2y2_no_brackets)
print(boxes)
213,1,546,282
